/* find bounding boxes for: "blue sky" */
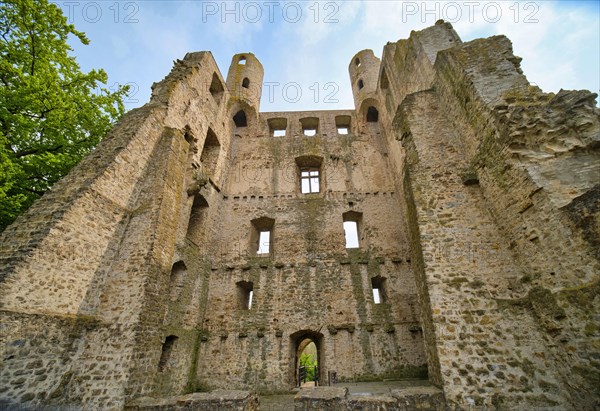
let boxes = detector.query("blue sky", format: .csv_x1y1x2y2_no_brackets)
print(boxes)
55,1,600,112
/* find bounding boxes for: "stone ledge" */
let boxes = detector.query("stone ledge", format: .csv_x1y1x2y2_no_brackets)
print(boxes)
295,387,348,410
125,390,258,410
294,386,446,411
391,386,446,410
347,394,398,410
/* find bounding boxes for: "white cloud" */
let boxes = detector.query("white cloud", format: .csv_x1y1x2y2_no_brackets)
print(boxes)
62,1,598,111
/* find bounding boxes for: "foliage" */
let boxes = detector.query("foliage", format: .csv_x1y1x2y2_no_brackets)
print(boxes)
300,344,318,382
0,0,128,231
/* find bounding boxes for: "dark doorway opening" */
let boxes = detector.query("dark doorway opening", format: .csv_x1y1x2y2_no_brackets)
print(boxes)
366,106,379,122
233,110,248,127
290,330,323,387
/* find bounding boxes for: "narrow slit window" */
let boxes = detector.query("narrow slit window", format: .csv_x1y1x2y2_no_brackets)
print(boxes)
301,168,320,194
372,288,381,304
257,230,271,255
237,281,253,310
358,79,364,90
343,221,359,248
371,276,387,304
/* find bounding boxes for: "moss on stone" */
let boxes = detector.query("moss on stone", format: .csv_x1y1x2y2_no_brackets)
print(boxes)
48,371,73,399
572,365,600,388
560,280,600,311
528,286,566,333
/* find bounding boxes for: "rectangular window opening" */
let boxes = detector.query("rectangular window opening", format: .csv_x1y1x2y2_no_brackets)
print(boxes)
301,169,320,193
343,221,359,248
248,290,253,309
300,117,319,137
268,118,288,138
257,230,271,255
335,115,351,135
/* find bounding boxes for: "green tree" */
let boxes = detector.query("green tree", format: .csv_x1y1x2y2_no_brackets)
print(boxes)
0,0,128,231
300,342,318,382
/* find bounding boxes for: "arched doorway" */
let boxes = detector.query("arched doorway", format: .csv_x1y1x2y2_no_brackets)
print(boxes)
290,330,323,387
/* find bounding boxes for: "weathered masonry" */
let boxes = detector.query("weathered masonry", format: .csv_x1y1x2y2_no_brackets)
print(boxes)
1,21,599,410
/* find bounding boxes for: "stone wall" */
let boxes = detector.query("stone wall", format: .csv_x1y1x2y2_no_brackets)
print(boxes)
1,21,597,411
294,386,446,411
190,107,428,392
125,390,259,411
386,23,599,410
431,32,599,409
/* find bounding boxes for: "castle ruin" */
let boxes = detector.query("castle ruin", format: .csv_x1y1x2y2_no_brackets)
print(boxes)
1,21,599,410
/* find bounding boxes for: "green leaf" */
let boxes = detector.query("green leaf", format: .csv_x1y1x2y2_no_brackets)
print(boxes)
0,0,128,231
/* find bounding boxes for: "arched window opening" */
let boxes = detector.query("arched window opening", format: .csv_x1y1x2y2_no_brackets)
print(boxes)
242,77,250,88
186,195,208,244
366,106,379,123
233,110,248,128
200,128,221,177
169,261,187,301
209,72,224,103
357,79,364,90
355,57,361,67
158,335,178,372
380,68,389,90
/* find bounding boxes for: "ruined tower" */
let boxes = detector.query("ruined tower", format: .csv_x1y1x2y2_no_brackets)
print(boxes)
1,21,599,410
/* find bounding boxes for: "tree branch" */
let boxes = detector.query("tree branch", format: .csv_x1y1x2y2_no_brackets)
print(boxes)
18,185,45,196
15,144,63,158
